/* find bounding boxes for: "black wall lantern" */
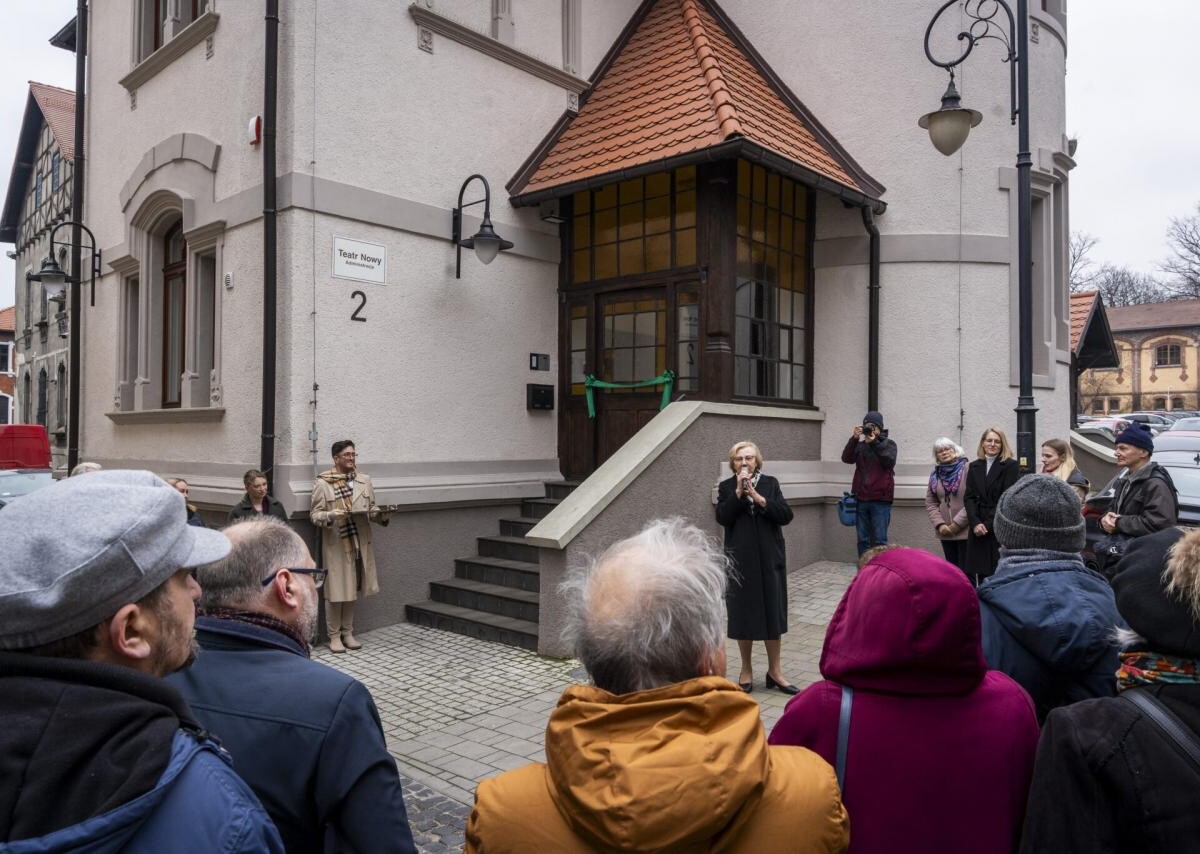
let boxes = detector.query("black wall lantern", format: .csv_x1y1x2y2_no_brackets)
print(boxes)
29,221,101,304
452,174,513,278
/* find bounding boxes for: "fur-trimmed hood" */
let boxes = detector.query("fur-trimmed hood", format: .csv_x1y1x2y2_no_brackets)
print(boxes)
1112,527,1200,657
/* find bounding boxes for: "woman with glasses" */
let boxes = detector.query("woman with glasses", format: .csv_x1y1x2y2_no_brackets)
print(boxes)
716,440,797,695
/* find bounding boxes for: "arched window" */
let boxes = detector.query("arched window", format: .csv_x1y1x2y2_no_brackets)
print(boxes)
1154,397,1167,411
1173,397,1186,411
161,220,187,408
36,367,48,428
55,362,67,428
1155,343,1182,367
21,372,31,422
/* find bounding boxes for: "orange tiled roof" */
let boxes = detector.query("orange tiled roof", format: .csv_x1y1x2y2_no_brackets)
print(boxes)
0,306,15,333
29,81,77,160
1069,291,1097,354
509,0,882,206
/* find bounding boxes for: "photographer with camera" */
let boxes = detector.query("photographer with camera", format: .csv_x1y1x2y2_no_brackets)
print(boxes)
841,411,898,557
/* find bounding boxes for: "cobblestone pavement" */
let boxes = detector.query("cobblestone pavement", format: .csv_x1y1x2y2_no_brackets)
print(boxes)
315,560,855,853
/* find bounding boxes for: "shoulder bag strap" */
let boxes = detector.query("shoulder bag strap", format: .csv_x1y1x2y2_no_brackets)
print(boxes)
1121,688,1200,773
835,684,853,791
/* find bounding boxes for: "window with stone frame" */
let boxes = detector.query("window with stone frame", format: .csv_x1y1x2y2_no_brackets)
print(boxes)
161,221,187,408
0,342,10,374
1174,397,1186,410
1108,397,1120,412
1091,398,1104,414
0,393,10,424
21,372,31,422
1155,343,1182,368
55,361,66,429
35,367,48,428
138,0,212,60
1154,397,1168,411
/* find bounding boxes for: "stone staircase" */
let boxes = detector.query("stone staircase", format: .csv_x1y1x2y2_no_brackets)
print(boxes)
405,481,577,650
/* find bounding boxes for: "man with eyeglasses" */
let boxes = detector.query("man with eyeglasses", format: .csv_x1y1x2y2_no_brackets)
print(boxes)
310,438,392,652
167,518,415,853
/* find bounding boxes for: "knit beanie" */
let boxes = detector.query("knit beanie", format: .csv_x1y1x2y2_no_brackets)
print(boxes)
993,473,1085,551
1114,421,1155,453
1113,527,1200,658
863,411,884,428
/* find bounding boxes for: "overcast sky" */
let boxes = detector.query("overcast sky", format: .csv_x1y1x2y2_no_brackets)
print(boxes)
1,2,1198,309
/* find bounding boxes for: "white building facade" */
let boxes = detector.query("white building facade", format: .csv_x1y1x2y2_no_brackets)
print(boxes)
70,0,1073,647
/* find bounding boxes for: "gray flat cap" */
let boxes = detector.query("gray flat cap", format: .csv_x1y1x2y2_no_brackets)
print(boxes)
0,469,231,650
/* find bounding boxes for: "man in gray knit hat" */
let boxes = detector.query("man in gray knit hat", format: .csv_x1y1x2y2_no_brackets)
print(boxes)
976,474,1127,721
0,470,282,851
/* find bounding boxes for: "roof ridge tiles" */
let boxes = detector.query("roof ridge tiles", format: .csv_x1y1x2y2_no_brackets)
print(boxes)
680,0,742,140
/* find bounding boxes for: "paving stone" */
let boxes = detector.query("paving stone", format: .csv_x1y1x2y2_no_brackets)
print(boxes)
317,560,856,852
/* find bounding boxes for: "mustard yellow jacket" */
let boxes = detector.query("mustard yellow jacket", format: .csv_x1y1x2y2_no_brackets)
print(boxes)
465,676,849,853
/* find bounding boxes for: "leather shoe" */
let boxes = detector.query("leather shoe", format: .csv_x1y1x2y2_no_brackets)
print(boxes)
739,681,753,693
765,674,799,695
341,631,362,651
328,634,346,654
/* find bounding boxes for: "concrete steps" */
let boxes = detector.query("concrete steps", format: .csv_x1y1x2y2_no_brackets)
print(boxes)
405,481,578,650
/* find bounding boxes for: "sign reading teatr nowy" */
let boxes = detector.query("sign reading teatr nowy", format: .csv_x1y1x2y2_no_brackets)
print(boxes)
332,236,387,284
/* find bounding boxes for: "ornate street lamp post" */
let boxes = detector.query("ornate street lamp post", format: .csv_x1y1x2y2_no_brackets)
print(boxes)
920,0,1036,474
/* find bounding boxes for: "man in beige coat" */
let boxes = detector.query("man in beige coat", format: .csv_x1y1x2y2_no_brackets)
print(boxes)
309,439,390,652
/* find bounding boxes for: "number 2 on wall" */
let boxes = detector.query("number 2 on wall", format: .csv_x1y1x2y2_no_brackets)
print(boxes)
350,290,367,322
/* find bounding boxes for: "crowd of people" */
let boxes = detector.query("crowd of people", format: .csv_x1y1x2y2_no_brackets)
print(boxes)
5,419,1197,852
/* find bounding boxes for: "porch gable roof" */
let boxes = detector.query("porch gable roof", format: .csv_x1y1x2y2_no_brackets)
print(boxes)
1070,291,1119,370
507,0,885,212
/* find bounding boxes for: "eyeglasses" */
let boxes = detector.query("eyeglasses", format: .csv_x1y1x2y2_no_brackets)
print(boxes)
262,567,328,589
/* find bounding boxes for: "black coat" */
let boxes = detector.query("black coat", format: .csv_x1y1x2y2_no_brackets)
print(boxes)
964,458,1021,578
1020,684,1200,853
715,473,793,640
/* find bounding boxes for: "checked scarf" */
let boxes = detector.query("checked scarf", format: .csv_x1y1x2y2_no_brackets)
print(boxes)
1116,651,1200,693
321,472,361,561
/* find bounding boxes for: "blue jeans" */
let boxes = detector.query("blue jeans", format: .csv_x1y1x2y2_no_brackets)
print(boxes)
855,500,892,556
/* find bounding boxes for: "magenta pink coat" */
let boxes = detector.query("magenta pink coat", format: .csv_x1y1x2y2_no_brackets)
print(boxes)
769,548,1039,854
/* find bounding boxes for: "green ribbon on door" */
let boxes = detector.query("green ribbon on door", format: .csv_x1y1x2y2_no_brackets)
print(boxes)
584,370,676,419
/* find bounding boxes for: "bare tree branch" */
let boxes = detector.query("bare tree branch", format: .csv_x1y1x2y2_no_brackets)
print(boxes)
1092,264,1169,307
1161,203,1200,298
1069,231,1100,294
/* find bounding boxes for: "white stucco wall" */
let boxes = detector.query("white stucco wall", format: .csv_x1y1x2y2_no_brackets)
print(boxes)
77,0,1072,499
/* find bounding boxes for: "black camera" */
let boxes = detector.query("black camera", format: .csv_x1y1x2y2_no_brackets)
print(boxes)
862,423,877,438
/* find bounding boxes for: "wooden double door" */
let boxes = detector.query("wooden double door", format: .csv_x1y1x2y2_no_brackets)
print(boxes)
560,275,700,479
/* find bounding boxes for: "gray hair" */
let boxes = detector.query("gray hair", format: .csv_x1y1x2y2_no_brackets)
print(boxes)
197,518,309,611
561,517,728,695
932,437,965,461
69,462,102,476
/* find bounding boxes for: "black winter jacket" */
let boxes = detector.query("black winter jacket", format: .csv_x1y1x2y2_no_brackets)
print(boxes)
1112,461,1178,537
1020,683,1200,853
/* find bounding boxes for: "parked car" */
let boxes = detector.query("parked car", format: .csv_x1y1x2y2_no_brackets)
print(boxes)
0,468,55,510
1075,417,1132,448
1120,412,1175,434
1170,417,1200,431
1081,431,1200,570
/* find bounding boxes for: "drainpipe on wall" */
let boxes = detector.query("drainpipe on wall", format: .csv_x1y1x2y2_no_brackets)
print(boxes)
66,0,88,475
861,206,881,411
260,0,279,487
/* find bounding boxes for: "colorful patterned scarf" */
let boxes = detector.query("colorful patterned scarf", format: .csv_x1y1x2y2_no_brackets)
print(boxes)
929,456,968,499
201,607,311,657
1116,651,1200,692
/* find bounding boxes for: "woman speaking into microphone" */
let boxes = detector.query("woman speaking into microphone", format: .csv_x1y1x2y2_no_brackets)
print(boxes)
716,441,797,694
